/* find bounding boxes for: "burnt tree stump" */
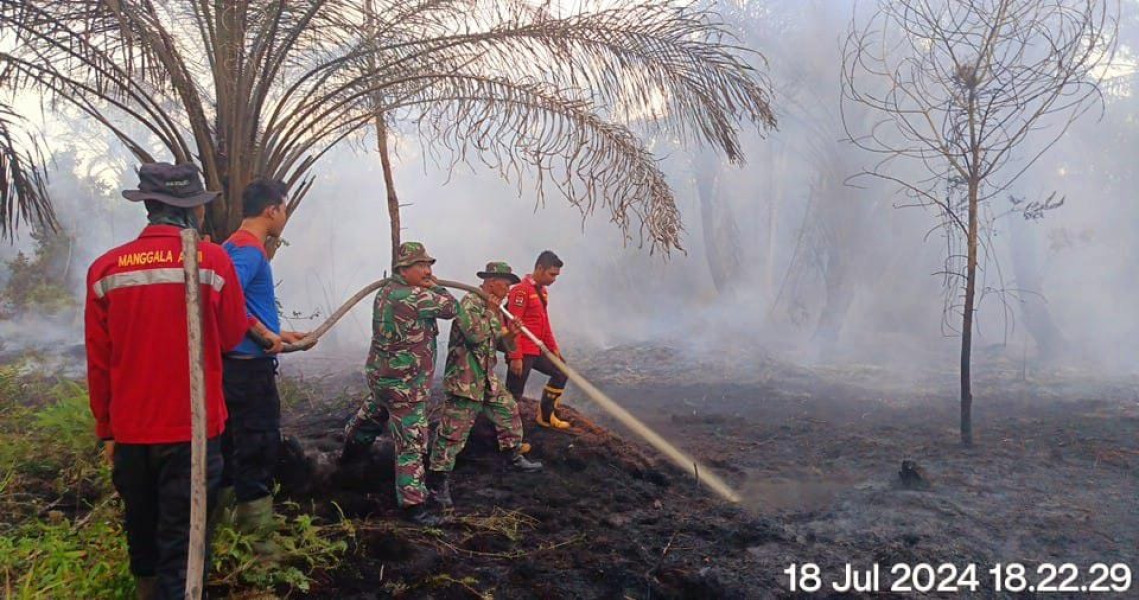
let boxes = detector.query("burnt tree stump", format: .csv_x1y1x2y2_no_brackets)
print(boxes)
898,460,931,490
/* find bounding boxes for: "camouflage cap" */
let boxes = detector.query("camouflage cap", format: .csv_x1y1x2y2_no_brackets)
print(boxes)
476,261,521,284
394,241,436,269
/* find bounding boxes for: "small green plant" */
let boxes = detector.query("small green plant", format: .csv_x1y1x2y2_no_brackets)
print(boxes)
0,363,21,400
1,373,105,521
0,499,133,599
25,379,109,497
34,380,97,454
210,500,352,593
276,375,318,410
426,573,493,599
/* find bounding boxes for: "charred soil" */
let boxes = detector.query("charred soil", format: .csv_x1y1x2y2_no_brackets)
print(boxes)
274,348,1139,599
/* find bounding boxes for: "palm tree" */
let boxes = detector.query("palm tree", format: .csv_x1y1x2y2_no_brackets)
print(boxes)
0,101,52,239
0,0,775,254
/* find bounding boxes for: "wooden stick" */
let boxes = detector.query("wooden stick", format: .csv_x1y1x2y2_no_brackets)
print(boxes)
181,228,207,600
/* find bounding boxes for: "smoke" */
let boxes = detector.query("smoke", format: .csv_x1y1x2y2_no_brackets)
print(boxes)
4,0,1138,384
0,313,86,376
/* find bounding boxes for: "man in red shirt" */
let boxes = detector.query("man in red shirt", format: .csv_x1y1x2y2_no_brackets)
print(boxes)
85,163,249,600
506,250,572,429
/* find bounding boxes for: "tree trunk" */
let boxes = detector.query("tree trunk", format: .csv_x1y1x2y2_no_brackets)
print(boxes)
695,150,741,295
1008,215,1064,364
211,1,247,243
376,118,401,270
364,0,401,270
812,154,860,346
766,151,781,301
960,179,980,447
814,250,854,344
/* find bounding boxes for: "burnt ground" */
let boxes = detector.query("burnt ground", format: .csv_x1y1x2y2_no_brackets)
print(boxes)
268,346,1139,599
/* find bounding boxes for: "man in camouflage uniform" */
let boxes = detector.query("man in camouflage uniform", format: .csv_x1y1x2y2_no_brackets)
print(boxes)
426,262,543,509
340,241,457,525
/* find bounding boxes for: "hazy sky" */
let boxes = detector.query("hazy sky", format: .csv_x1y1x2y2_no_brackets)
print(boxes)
4,0,1139,378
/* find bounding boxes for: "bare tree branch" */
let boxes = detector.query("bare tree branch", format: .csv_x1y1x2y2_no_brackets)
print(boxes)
842,0,1117,445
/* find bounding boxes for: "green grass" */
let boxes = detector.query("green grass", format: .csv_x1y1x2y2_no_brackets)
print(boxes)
0,367,352,599
0,500,133,599
0,369,128,599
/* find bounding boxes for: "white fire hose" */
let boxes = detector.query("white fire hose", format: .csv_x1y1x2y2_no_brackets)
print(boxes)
276,278,742,503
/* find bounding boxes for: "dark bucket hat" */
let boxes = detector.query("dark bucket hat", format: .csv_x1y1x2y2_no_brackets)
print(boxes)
122,162,220,208
477,261,521,284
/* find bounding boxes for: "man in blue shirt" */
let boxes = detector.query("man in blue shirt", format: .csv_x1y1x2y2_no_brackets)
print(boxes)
219,178,310,558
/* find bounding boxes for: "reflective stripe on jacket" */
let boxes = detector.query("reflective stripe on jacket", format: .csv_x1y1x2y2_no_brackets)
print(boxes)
85,225,249,443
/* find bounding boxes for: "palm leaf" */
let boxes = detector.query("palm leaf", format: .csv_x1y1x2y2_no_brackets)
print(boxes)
0,102,55,239
0,0,776,249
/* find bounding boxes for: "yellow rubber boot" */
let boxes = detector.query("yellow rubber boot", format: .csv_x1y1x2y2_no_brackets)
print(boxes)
537,388,571,429
552,395,573,428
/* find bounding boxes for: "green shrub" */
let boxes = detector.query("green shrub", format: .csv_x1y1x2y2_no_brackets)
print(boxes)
210,501,352,593
0,228,77,318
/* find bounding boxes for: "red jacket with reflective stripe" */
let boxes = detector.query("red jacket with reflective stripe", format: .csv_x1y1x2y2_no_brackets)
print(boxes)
84,225,249,444
506,275,559,359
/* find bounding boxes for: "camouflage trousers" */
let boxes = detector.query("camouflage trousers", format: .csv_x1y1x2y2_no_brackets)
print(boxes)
358,380,432,508
428,390,523,473
343,397,389,446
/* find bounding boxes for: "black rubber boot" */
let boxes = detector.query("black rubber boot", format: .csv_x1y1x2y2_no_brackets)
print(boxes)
339,405,388,465
338,438,373,465
510,449,543,472
402,503,445,527
427,470,453,510
135,576,158,600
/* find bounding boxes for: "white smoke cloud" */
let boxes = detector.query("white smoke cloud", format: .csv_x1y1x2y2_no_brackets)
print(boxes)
4,0,1137,383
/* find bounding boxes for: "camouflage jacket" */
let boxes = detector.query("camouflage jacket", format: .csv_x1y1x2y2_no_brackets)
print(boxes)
365,275,458,387
443,292,516,401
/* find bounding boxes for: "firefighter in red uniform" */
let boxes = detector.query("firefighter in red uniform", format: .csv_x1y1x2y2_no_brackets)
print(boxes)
506,250,572,429
85,163,249,600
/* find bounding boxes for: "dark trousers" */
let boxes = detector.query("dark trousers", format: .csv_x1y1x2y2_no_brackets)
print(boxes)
113,439,222,600
221,357,281,502
506,354,568,400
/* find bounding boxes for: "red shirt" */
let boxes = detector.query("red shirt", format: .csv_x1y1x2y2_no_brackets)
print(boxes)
84,225,249,444
507,275,559,359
